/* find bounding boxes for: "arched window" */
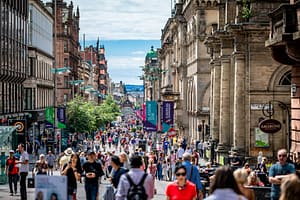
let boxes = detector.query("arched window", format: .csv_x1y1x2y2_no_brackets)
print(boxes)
279,71,291,85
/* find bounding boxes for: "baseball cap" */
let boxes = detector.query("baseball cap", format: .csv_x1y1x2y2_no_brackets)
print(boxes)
9,150,14,153
87,150,96,155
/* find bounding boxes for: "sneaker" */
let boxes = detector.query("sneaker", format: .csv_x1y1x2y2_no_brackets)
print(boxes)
9,193,13,196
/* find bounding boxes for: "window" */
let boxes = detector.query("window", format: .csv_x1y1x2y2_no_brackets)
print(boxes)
64,76,69,88
63,94,68,106
24,88,32,110
64,58,68,67
279,71,291,85
64,40,68,53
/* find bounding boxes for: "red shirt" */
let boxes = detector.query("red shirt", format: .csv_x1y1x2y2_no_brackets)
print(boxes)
6,157,18,175
166,181,197,200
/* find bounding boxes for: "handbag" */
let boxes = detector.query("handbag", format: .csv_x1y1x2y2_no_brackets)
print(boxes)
103,185,115,200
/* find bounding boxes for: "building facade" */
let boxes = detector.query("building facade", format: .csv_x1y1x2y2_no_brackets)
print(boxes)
23,0,54,139
97,45,109,101
206,0,290,161
159,0,218,141
0,0,28,126
266,0,300,159
45,0,80,106
143,46,159,102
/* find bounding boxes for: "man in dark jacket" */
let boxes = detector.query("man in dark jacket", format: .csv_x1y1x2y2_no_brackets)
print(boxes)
83,150,104,200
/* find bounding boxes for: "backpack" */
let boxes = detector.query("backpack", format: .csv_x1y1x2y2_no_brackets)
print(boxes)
126,173,148,200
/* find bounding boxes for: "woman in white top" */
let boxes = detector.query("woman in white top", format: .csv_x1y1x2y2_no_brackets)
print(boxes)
204,166,247,200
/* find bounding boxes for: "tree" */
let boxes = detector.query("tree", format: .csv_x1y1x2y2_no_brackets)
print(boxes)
66,95,121,133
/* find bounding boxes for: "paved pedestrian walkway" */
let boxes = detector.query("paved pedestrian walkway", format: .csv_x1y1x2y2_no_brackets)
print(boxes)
0,171,169,199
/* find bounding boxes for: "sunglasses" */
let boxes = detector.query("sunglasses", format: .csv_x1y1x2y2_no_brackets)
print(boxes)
176,172,186,177
278,154,287,157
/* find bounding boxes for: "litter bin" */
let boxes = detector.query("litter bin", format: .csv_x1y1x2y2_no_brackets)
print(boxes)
0,152,7,184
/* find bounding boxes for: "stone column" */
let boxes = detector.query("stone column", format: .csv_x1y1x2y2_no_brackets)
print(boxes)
212,41,221,142
219,55,231,147
212,63,221,141
218,36,233,149
233,52,246,151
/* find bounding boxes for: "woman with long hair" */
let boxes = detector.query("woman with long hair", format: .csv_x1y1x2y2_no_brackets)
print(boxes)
165,165,197,200
204,166,247,200
61,153,83,200
279,174,300,200
234,168,255,200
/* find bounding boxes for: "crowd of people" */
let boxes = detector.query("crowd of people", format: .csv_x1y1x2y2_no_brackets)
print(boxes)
4,122,300,200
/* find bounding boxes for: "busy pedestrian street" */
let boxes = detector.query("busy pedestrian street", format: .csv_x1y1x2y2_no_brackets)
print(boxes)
2,0,300,200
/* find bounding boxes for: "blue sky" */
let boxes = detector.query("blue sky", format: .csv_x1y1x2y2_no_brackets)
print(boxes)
82,40,161,84
62,0,173,84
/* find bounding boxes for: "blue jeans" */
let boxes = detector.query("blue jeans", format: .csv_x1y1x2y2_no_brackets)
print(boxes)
85,182,98,200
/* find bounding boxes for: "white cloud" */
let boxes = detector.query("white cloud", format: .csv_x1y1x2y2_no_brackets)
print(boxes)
63,0,172,40
131,51,146,55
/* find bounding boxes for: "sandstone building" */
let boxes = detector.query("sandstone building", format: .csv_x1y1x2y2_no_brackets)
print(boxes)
45,0,80,106
206,0,290,162
159,0,292,162
267,0,300,159
159,0,218,141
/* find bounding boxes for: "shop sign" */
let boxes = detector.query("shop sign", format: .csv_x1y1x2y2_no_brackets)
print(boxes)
259,119,281,134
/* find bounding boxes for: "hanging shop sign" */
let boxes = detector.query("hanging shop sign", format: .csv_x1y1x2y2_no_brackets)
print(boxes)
259,119,281,134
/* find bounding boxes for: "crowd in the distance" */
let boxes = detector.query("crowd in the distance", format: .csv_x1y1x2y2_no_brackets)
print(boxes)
5,122,300,200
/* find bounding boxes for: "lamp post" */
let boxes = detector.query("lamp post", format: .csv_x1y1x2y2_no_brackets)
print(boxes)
68,79,84,98
51,67,70,155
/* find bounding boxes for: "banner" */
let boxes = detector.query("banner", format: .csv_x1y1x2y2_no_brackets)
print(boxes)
142,103,146,122
45,107,66,129
162,101,174,133
57,107,66,124
144,101,157,131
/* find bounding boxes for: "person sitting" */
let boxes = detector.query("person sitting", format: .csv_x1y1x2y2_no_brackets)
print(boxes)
234,168,255,200
243,163,252,175
230,152,242,168
257,157,268,173
247,171,265,187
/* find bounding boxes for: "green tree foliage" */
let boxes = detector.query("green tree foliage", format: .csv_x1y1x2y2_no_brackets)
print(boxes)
66,95,121,133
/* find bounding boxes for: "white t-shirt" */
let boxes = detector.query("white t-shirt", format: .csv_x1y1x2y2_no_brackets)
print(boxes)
19,151,29,172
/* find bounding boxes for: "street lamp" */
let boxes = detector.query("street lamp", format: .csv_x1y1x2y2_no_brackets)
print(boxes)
51,67,70,155
68,79,84,98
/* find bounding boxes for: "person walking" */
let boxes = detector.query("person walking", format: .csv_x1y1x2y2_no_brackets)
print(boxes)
82,150,104,200
110,155,127,190
61,153,83,200
268,149,295,200
165,165,197,200
6,150,18,196
34,154,48,175
116,155,154,200
182,152,203,200
17,143,29,200
46,150,56,176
